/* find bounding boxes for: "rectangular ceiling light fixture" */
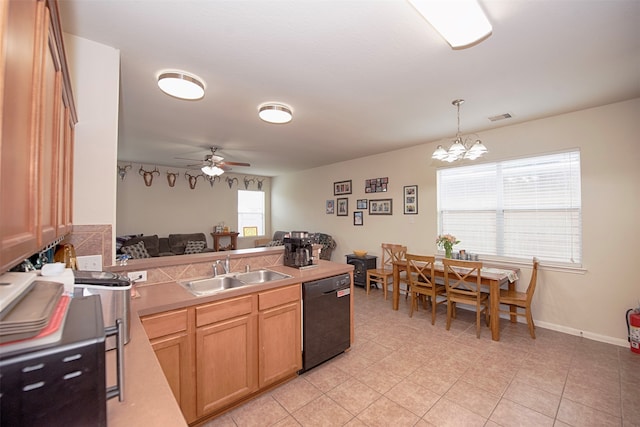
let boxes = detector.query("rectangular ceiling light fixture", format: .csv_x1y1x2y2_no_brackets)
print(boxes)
408,0,492,49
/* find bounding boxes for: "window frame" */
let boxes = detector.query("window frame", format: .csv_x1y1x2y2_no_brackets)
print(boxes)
237,189,266,238
436,150,583,270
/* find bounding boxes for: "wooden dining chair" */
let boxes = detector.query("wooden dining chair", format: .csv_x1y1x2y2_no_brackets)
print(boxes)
499,257,539,338
366,243,407,300
443,258,489,338
405,254,446,324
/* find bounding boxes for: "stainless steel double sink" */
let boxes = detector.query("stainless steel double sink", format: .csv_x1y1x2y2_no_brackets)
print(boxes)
181,269,292,296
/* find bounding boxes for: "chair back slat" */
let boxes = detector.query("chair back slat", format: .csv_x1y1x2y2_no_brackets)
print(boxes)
405,254,435,289
380,243,407,269
443,259,483,301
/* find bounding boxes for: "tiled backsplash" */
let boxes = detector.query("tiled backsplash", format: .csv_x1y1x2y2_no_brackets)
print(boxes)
65,224,113,267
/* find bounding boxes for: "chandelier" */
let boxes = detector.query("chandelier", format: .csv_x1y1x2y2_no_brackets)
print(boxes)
432,99,488,162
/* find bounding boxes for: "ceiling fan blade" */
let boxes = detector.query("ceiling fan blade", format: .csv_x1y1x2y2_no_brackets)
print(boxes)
221,161,251,167
186,162,207,167
175,156,203,162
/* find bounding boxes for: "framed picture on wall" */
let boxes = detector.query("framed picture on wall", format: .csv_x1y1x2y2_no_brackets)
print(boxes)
369,198,392,215
353,211,363,226
357,199,368,210
334,180,352,195
403,185,418,214
337,197,348,216
326,199,334,214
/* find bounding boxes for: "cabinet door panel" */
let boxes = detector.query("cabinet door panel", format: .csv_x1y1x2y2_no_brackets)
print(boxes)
38,7,62,243
196,314,257,416
0,0,41,270
259,301,301,387
151,334,189,408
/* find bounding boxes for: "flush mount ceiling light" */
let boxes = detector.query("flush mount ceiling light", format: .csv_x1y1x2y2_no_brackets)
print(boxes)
432,99,488,163
157,72,205,100
258,103,293,124
408,0,492,49
201,165,224,176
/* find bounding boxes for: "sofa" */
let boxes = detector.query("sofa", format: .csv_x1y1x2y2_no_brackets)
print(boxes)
257,231,337,261
117,233,214,258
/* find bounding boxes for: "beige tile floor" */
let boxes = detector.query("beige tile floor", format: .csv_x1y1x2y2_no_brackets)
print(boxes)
204,286,640,427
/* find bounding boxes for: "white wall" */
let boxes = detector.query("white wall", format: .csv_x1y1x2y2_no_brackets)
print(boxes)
64,34,120,225
116,166,271,249
271,98,640,346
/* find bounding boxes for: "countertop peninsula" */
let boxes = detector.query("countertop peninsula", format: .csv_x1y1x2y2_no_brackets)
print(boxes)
106,259,353,426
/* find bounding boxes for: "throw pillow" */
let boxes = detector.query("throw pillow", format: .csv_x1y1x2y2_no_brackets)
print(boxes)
115,233,142,252
120,240,150,259
184,240,206,254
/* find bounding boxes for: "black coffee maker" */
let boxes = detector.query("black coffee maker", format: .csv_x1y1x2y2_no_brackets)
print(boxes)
283,231,314,268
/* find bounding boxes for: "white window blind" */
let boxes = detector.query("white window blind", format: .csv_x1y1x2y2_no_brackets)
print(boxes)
437,151,582,265
238,190,265,236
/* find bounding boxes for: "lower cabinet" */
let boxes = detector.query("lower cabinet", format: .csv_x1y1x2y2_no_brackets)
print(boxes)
258,285,301,388
142,283,302,423
141,308,196,422
195,295,258,417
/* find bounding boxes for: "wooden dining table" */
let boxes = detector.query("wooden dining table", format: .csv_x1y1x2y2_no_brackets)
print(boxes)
392,260,520,341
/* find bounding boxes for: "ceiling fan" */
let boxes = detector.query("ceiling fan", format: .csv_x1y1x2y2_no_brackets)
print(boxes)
176,147,250,176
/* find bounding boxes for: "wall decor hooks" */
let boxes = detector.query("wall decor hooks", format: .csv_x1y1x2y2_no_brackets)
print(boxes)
257,178,265,190
225,176,238,189
117,164,132,181
185,171,204,189
207,175,221,187
139,165,160,186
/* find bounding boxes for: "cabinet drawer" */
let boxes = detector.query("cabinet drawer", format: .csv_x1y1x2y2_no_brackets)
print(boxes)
196,295,254,327
142,309,188,340
259,284,300,311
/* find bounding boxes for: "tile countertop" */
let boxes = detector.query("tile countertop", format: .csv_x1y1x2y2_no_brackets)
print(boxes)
106,260,354,426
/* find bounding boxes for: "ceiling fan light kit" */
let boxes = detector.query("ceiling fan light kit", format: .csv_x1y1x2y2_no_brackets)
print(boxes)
157,72,205,100
201,165,225,177
432,99,488,163
408,0,492,49
258,103,293,124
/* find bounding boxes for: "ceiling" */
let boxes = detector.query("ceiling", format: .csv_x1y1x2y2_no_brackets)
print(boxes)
58,0,640,177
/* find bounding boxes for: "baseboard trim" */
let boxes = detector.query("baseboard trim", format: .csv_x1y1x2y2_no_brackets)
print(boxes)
499,314,629,348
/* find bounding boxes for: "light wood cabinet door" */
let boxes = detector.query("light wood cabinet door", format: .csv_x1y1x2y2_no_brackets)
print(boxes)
150,333,190,408
142,308,196,423
38,4,62,243
0,0,42,271
196,312,258,417
259,300,301,387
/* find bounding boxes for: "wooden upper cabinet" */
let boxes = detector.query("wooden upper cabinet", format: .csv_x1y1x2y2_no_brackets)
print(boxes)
0,0,42,271
38,4,62,243
0,0,76,271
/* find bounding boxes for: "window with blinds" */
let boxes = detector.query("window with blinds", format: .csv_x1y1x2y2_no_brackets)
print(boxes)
437,150,582,266
238,190,265,237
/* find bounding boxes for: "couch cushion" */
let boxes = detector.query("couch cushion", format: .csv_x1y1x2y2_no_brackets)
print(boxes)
121,235,160,257
120,240,151,259
168,233,207,255
184,240,206,254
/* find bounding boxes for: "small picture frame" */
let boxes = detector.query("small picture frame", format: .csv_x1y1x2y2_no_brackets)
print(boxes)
326,199,334,214
369,198,393,215
337,197,349,216
357,199,368,210
403,185,418,215
334,180,352,195
365,177,388,193
353,211,363,226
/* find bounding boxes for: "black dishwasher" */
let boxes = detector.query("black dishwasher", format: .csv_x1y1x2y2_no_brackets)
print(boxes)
300,273,351,373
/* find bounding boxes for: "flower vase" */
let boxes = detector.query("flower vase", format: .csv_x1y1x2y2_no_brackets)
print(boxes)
445,247,452,259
